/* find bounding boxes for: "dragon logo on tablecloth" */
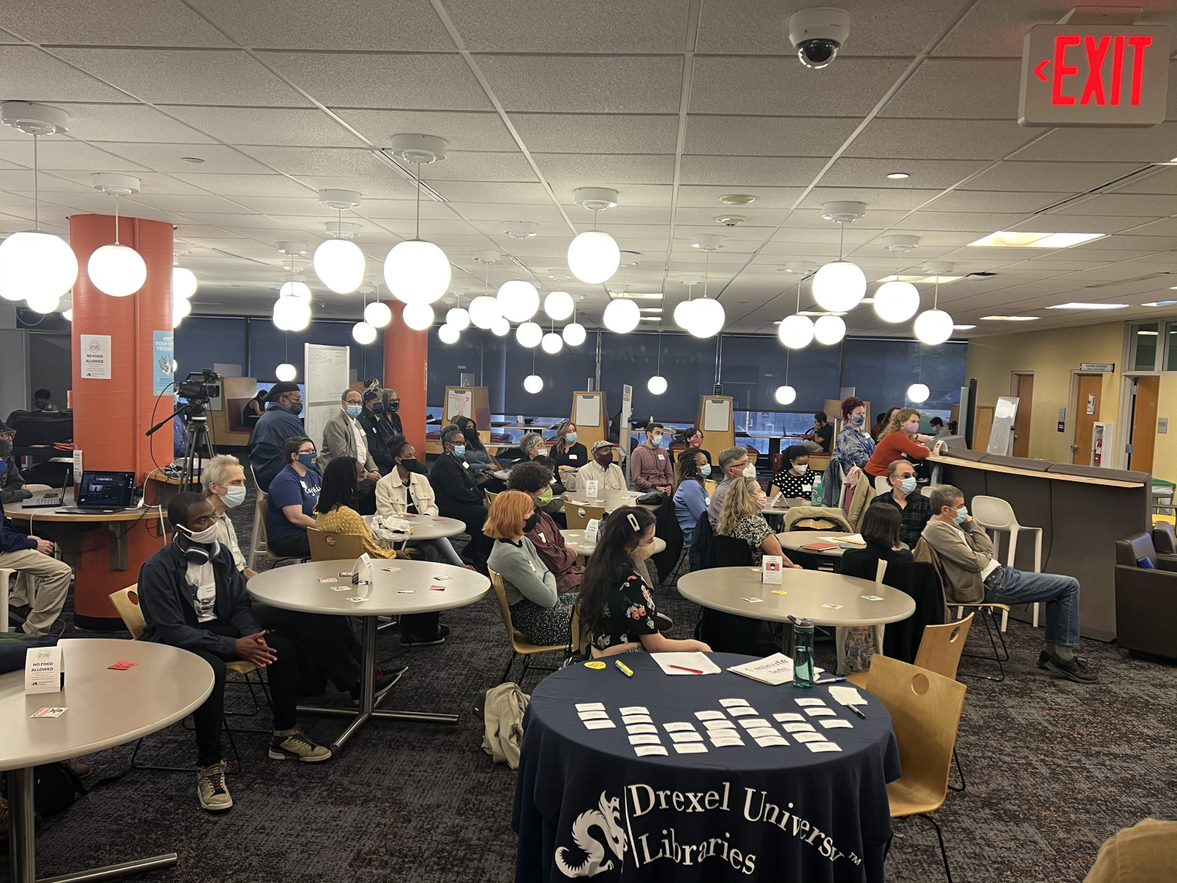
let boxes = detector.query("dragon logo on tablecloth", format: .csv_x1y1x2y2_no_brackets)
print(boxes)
555,790,627,877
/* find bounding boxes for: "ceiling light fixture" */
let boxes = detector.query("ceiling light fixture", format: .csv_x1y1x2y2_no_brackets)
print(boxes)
874,234,921,324
952,324,976,330
980,315,1038,321
912,262,954,345
603,298,641,334
541,324,564,355
968,231,1105,248
685,235,726,339
88,173,147,298
364,285,393,329
1045,302,1129,310
813,201,867,313
272,248,311,332
775,341,797,405
544,290,574,321
719,194,756,206
886,171,911,180
567,187,621,284
524,348,543,394
383,134,451,305
402,302,435,331
813,314,846,345
497,279,540,323
906,382,930,403
490,316,511,337
562,299,587,346
469,252,502,329
314,190,366,294
1144,299,1177,307
437,323,460,345
516,320,543,348
446,293,471,331
502,221,537,240
779,276,816,350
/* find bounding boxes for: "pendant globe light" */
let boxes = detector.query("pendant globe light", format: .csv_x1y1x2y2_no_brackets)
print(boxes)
778,277,815,350
0,103,78,303
562,303,587,346
497,279,539,323
383,134,451,305
873,234,920,324
87,174,147,298
351,285,379,345
812,201,867,313
567,187,621,284
272,244,313,331
673,279,699,330
523,350,543,394
172,254,198,300
468,251,501,329
364,284,393,329
26,291,61,314
913,263,954,346
603,298,640,334
172,296,191,328
647,330,667,395
437,323,460,344
402,302,435,332
544,290,574,321
275,333,297,381
516,320,543,348
490,316,511,337
813,314,846,345
445,294,471,331
907,343,930,403
541,320,563,354
313,190,366,294
774,346,797,405
686,236,726,339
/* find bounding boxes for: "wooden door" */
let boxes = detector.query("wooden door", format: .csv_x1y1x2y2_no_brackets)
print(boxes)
1012,373,1034,458
1072,375,1102,465
1129,376,1159,473
974,405,994,452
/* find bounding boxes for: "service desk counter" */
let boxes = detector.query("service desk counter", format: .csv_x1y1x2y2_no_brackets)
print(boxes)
930,453,1150,641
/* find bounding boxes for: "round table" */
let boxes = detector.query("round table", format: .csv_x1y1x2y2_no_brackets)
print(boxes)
513,652,899,883
1,638,213,883
365,513,467,542
561,529,666,559
563,490,647,514
246,559,489,751
776,530,863,560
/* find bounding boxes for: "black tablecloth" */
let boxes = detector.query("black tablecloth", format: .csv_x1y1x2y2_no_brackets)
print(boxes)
513,653,900,882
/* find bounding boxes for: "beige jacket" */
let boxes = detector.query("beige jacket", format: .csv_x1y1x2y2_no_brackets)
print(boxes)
375,469,438,518
917,517,995,604
1084,819,1177,883
319,408,377,474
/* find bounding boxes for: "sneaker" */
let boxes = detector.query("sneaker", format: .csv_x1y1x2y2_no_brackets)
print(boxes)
268,731,332,763
1042,653,1098,683
401,624,450,647
196,761,233,812
65,759,92,779
1037,650,1090,672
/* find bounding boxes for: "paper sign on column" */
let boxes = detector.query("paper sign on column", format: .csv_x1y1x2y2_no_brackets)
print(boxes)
761,555,783,584
26,645,64,694
72,450,83,486
584,479,599,499
584,518,601,543
80,334,112,380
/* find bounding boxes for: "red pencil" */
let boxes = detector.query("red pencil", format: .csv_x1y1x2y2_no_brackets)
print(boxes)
669,664,703,675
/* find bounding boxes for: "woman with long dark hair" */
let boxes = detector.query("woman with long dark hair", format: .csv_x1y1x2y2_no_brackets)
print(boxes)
315,457,396,560
578,506,711,658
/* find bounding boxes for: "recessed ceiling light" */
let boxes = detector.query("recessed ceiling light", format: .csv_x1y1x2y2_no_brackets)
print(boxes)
179,155,205,164
639,316,661,322
886,172,910,180
609,291,663,300
719,194,756,206
968,231,1105,248
1045,302,1129,310
639,307,663,313
980,315,1039,321
953,324,977,330
1144,299,1177,307
877,273,963,284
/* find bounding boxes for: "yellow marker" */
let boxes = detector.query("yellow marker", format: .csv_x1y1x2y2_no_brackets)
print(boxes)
771,590,789,596
615,660,635,678
584,661,606,670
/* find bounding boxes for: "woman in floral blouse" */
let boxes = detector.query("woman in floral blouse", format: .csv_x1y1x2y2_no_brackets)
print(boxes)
579,506,711,658
834,395,876,471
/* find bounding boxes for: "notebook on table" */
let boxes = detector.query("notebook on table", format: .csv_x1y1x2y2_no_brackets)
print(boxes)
57,471,136,513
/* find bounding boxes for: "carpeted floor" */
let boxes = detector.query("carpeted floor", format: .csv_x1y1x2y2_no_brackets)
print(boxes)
7,475,1177,882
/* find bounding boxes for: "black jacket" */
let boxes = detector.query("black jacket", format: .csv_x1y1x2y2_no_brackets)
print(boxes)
137,541,260,657
840,546,944,664
429,451,484,512
358,411,393,473
551,442,588,472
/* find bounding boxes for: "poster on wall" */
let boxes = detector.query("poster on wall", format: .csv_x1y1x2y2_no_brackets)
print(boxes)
447,389,472,420
79,334,111,380
304,342,351,454
153,330,174,395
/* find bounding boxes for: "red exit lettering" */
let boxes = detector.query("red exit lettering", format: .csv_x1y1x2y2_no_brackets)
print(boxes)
1036,33,1154,107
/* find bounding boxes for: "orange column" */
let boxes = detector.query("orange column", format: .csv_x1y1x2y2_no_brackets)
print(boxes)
383,301,428,455
69,213,174,628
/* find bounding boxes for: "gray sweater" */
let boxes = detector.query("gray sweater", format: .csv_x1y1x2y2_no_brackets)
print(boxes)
488,538,558,608
919,517,996,604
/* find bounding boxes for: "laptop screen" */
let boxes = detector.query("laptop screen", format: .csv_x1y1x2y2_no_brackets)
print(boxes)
77,471,136,507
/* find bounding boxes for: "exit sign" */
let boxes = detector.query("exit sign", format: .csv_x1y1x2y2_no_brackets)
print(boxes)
1019,24,1170,127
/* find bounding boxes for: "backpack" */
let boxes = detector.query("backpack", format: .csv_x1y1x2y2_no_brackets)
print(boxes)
34,762,86,818
481,682,529,770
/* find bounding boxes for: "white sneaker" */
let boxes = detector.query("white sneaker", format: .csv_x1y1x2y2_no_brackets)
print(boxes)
268,731,332,763
196,760,232,812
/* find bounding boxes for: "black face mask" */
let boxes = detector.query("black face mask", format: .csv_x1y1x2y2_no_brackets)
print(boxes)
463,428,479,443
0,440,12,458
398,457,417,471
373,404,384,414
286,400,303,417
388,400,400,413
523,513,540,533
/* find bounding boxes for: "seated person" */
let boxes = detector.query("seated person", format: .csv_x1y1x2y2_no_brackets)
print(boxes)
770,444,819,502
33,388,60,413
137,493,331,813
247,381,304,492
0,508,71,635
550,422,588,477
799,411,833,454
375,435,464,567
576,440,627,496
486,491,575,647
453,415,498,475
684,426,710,461
871,459,932,550
241,391,266,427
716,476,800,568
0,420,42,504
672,447,710,544
845,503,914,563
519,432,565,495
919,485,1095,684
201,454,254,578
578,507,711,658
507,461,584,592
629,424,674,494
865,408,935,478
706,445,754,529
265,436,322,559
429,425,493,567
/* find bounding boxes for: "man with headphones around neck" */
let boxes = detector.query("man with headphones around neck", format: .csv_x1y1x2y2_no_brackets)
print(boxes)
137,492,332,813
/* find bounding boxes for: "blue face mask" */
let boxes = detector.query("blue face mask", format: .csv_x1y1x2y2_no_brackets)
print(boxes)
900,476,918,495
298,452,316,469
700,464,712,478
565,432,577,444
346,405,362,419
955,506,969,525
452,445,466,459
851,414,865,426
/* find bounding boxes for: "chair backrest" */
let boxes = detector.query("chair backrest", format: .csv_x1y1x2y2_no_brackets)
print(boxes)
488,569,524,647
971,495,1017,530
485,489,499,507
867,655,967,802
913,613,974,680
1152,522,1177,555
711,534,754,568
565,504,605,531
307,526,366,562
108,585,146,639
1115,532,1158,567
570,602,590,655
784,506,852,532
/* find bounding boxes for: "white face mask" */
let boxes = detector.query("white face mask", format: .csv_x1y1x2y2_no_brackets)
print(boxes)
742,464,756,479
221,485,246,509
177,522,219,545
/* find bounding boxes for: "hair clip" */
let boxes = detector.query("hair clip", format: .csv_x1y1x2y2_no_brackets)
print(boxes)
626,512,640,532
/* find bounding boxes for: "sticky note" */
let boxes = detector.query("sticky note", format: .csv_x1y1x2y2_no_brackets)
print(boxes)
31,707,67,718
742,597,764,604
821,602,844,610
737,718,771,729
318,578,338,584
107,660,137,671
860,595,884,602
771,590,789,596
745,727,778,739
622,715,652,726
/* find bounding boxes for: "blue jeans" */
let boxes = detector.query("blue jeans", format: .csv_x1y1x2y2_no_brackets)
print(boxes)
984,566,1081,648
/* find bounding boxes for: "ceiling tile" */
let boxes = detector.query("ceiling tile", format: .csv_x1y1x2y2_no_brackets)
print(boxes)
881,59,1021,119
411,150,538,183
292,175,414,201
334,110,516,152
430,181,557,205
893,210,1030,232
1054,193,1177,218
680,155,828,187
161,106,365,147
963,161,1144,193
0,139,149,171
512,114,680,154
925,190,1071,213
686,115,858,157
820,157,990,189
170,173,317,198
474,55,684,113
105,143,275,174
1113,165,1177,195
54,48,312,106
129,193,256,214
0,0,234,46
532,154,675,188
801,186,942,211
53,103,215,144
845,119,1039,161
0,46,129,102
237,146,389,177
1013,214,1158,234
557,183,672,208
1009,123,1177,163
677,185,805,209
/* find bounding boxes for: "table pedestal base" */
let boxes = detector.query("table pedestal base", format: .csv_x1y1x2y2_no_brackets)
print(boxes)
8,767,179,883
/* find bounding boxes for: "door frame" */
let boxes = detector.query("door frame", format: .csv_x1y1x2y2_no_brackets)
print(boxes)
1068,370,1110,467
1118,371,1161,472
1009,370,1035,458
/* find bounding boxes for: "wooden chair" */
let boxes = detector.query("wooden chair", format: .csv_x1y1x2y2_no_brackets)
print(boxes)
869,655,968,882
565,504,605,531
484,489,499,507
489,570,568,685
306,527,366,562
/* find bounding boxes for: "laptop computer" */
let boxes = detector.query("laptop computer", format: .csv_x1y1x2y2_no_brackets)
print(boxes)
23,474,71,509
57,471,136,514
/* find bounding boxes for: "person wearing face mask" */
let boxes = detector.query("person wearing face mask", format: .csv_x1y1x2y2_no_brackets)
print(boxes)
630,423,674,494
486,491,574,647
201,455,254,579
379,388,404,439
357,390,394,475
716,477,800,568
137,492,332,812
248,381,304,493
519,431,565,496
770,445,818,502
871,459,932,549
864,407,935,479
319,389,381,481
834,396,876,472
673,448,711,546
0,420,35,504
429,425,494,567
550,422,588,475
707,445,755,529
576,440,627,496
265,437,322,559
918,485,1095,684
507,461,584,593
375,436,465,567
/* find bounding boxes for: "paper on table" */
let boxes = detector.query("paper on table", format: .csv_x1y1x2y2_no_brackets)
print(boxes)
805,708,837,717
807,742,843,753
619,705,649,715
629,734,661,746
823,533,866,546
579,710,610,720
728,707,760,717
820,719,853,729
695,710,726,721
622,716,653,727
635,745,668,757
795,697,827,707
793,732,828,744
773,712,805,723
755,736,789,747
575,702,605,712
651,652,721,675
669,731,704,743
719,698,750,707
703,719,737,730
782,722,816,733
727,653,825,687
626,724,658,735
663,722,697,733
737,718,772,729
584,720,615,730
828,686,867,706
710,739,745,748
745,727,777,739
674,742,708,754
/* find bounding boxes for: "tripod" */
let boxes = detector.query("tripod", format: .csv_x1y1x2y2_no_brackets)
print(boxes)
145,400,217,492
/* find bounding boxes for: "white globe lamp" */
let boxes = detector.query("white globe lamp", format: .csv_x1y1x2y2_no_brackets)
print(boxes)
363,301,392,328
497,280,539,323
383,239,451,305
562,322,587,346
26,292,60,314
523,374,544,394
673,299,696,330
313,238,365,294
445,307,471,331
687,297,725,339
275,363,297,382
543,290,574,321
280,280,312,302
907,383,930,404
647,375,668,395
813,314,847,346
172,266,198,300
602,299,640,334
87,243,146,297
273,296,310,332
62,308,73,322
490,317,510,337
515,321,543,348
351,321,377,345
873,280,920,323
438,323,460,344
778,315,815,350
468,295,500,329
567,230,620,284
913,309,954,345
402,302,435,331
172,296,191,324
541,332,563,354
0,231,79,302
812,260,866,313
775,385,797,406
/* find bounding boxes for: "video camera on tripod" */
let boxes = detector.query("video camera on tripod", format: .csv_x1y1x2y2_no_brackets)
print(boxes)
145,368,223,490
177,369,222,404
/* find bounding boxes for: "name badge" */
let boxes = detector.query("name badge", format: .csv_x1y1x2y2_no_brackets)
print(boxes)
538,532,546,543
657,454,665,461
568,454,578,461
802,485,812,494
462,461,469,469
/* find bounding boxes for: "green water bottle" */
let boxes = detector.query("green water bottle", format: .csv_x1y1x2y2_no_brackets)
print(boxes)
791,617,815,688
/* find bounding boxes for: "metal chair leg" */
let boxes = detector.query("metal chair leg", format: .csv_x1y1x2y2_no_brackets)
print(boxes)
960,607,1006,682
500,650,517,684
921,814,953,883
947,747,967,793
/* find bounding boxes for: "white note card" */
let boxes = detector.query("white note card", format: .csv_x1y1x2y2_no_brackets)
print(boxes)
635,745,668,757
673,742,708,754
575,702,605,712
584,720,615,730
794,732,828,744
820,719,854,729
626,724,658,735
807,742,843,753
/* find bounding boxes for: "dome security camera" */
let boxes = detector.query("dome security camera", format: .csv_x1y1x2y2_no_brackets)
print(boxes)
788,7,851,69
